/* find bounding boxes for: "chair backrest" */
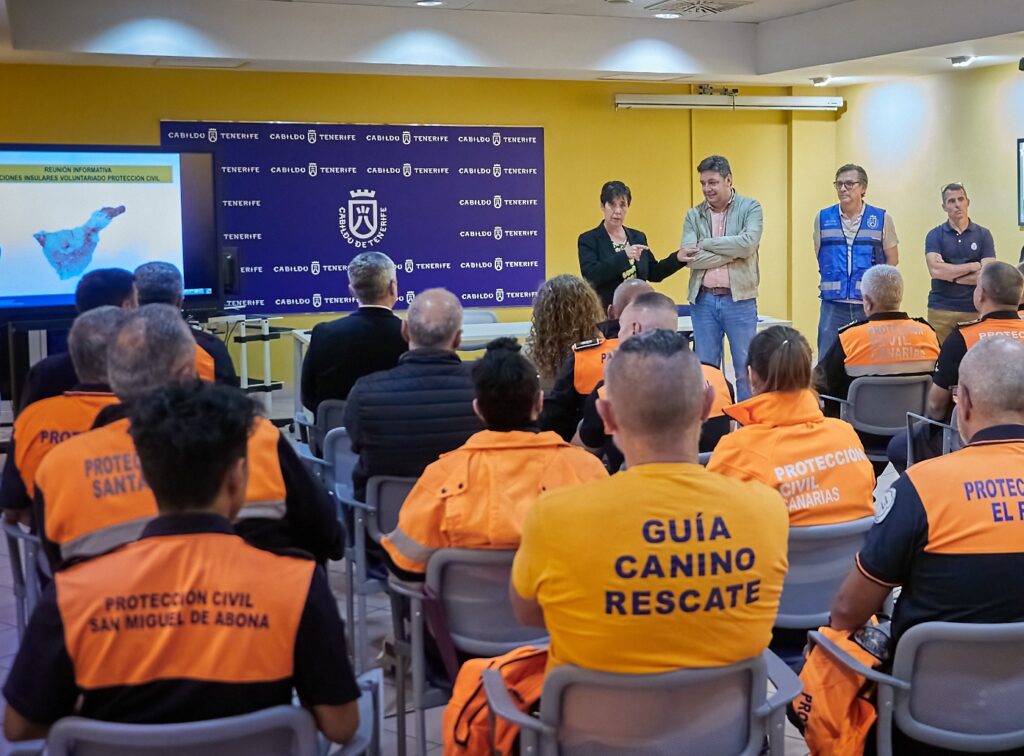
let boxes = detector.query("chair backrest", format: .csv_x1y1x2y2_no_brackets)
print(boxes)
462,310,498,325
425,548,548,656
44,706,320,756
775,516,874,629
365,475,417,540
890,621,1024,752
322,426,358,502
945,406,965,454
539,657,769,756
844,375,931,436
311,399,348,457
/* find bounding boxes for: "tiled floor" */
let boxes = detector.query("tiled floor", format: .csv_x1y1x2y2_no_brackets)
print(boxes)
0,392,898,755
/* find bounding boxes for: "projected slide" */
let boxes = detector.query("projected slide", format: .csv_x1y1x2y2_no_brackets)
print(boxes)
0,151,185,308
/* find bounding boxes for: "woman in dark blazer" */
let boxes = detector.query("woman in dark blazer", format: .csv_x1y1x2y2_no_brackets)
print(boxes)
578,180,687,309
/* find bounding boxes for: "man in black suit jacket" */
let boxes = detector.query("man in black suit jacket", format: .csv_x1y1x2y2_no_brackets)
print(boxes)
578,181,687,309
301,252,407,413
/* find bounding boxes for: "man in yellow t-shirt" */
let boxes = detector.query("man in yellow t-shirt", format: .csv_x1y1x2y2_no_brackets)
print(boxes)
511,329,789,673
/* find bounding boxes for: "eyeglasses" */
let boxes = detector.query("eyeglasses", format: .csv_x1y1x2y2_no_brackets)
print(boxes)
834,180,862,190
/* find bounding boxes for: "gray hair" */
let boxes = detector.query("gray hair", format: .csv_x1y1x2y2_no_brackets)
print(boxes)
406,288,463,349
108,304,196,402
68,306,127,384
980,261,1024,308
604,329,704,441
941,182,967,201
348,252,396,304
134,261,184,306
835,163,869,189
696,155,731,178
860,265,903,310
960,337,1024,416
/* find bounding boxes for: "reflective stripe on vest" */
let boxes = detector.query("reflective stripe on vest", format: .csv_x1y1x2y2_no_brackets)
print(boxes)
195,344,216,382
14,392,119,498
573,338,619,395
959,317,1024,350
839,319,940,378
56,532,313,689
817,204,886,301
702,365,732,418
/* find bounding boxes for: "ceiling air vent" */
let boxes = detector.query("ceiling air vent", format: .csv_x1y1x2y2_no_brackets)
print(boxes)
644,0,752,15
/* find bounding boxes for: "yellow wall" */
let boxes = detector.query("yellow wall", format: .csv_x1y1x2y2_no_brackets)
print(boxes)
0,63,841,388
835,63,1024,320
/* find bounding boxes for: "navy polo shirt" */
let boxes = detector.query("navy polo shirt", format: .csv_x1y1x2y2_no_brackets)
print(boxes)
925,220,995,311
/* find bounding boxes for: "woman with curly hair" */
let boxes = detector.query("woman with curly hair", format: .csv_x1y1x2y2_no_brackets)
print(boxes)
526,274,604,386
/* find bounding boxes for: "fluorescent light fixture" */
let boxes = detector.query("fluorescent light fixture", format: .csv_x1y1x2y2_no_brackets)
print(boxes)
655,12,681,18
416,0,444,5
949,56,974,68
615,94,844,111
811,76,831,87
153,58,249,69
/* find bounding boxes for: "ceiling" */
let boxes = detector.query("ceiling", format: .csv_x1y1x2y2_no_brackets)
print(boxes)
1,0,1022,86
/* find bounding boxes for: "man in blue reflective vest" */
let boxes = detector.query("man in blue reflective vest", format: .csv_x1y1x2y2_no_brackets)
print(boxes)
814,164,900,358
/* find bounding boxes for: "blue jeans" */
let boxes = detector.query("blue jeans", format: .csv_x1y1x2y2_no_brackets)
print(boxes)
817,300,864,358
691,292,757,401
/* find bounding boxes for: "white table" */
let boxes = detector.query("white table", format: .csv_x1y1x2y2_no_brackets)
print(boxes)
291,314,791,423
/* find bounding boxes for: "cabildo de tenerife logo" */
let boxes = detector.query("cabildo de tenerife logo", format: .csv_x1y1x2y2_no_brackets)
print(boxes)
208,127,218,143
338,189,388,248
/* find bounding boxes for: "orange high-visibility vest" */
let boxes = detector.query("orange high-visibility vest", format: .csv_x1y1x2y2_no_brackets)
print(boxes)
838,317,939,377
195,344,216,382
56,531,313,689
13,390,119,498
958,315,1024,349
572,338,619,395
702,365,732,419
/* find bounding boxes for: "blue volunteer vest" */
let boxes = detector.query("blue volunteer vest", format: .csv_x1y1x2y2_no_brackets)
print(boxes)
817,204,886,301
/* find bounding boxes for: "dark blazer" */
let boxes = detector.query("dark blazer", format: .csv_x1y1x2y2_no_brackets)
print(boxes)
578,223,686,308
344,348,482,501
300,306,408,413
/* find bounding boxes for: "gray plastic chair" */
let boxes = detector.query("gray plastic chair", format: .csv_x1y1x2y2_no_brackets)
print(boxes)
8,670,385,756
821,374,931,463
389,549,550,756
295,400,349,475
459,310,500,351
3,521,43,640
905,407,963,466
810,621,1024,755
484,649,802,756
340,475,417,675
776,515,874,629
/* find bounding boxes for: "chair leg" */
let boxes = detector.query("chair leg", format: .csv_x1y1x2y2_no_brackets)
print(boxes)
410,596,428,756
876,684,895,756
395,649,407,756
354,512,369,676
5,535,26,641
346,554,357,670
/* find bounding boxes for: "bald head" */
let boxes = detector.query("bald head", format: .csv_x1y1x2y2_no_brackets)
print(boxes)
977,261,1024,311
960,337,1024,420
68,306,127,384
618,292,678,341
107,304,197,402
610,279,654,320
406,288,463,350
603,329,705,446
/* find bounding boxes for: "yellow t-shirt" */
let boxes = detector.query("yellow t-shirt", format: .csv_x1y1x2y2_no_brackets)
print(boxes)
512,463,789,673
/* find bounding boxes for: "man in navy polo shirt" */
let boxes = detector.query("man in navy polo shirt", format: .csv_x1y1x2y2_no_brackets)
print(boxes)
925,183,996,344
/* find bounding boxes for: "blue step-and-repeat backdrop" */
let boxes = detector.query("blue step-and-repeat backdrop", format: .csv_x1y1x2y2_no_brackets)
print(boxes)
161,121,546,315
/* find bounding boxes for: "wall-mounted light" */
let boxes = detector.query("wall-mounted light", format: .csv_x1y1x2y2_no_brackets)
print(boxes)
811,76,831,87
948,56,974,68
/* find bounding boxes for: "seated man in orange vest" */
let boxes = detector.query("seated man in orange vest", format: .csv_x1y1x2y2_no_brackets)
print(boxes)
578,292,734,471
886,261,1024,473
831,336,1024,753
540,278,653,441
33,305,342,571
4,381,361,745
512,329,788,675
815,265,939,474
1,307,124,518
381,337,607,580
134,261,238,386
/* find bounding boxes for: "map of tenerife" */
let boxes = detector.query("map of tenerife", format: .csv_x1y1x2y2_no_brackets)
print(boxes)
33,206,126,279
